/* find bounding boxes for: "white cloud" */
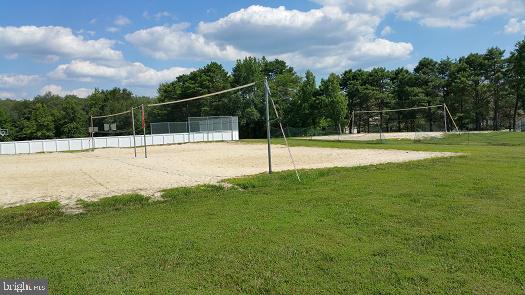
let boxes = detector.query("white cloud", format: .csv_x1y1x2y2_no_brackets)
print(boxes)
197,5,380,54
274,38,412,71
381,25,393,36
49,59,194,87
0,26,122,61
505,18,525,34
412,5,508,28
4,53,18,60
40,84,93,98
314,0,525,28
89,18,97,24
0,90,16,98
143,11,174,21
106,27,120,33
0,74,40,88
77,29,96,37
114,15,131,26
125,24,250,61
126,5,412,71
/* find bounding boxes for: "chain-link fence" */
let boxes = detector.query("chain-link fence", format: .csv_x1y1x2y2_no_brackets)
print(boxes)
150,116,238,135
188,116,238,133
517,117,524,132
150,122,189,134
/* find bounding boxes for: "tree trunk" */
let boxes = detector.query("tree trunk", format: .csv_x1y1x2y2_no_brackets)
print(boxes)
513,92,520,131
397,112,401,132
475,88,482,131
493,98,499,130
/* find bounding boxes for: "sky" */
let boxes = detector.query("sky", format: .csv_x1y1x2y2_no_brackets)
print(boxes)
1,0,525,99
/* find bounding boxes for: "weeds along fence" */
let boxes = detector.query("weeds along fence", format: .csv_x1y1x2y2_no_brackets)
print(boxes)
0,116,239,155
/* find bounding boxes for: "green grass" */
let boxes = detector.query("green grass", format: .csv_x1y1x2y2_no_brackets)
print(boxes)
1,133,525,294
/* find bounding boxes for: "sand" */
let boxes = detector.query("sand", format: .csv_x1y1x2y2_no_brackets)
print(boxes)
0,142,456,207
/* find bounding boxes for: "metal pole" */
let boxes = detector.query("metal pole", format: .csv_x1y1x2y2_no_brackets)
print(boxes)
443,104,448,133
142,104,148,158
90,116,94,151
131,107,137,158
265,78,272,174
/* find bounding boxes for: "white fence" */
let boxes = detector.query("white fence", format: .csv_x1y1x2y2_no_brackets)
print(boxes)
0,130,239,155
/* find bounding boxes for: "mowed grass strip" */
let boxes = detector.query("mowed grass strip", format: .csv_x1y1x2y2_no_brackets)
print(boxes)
0,133,524,294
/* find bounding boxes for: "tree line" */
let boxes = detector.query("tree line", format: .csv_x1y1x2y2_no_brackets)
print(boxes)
1,38,525,142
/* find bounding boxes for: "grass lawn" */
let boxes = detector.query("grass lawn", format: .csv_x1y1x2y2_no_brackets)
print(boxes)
1,132,524,294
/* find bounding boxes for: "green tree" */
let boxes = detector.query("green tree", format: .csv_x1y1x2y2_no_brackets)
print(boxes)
0,107,13,141
58,96,88,138
508,39,525,130
464,53,489,130
340,69,371,132
229,57,300,137
484,47,506,130
391,67,419,131
414,58,443,130
286,70,317,127
230,57,265,138
157,62,231,122
20,103,55,140
318,73,347,132
366,68,392,131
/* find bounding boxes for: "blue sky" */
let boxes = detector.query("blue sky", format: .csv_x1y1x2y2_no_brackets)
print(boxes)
1,0,525,99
